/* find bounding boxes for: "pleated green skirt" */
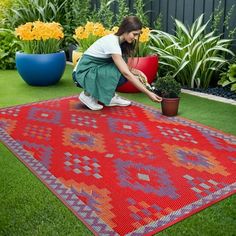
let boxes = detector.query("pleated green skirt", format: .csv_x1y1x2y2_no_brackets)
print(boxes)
74,54,121,105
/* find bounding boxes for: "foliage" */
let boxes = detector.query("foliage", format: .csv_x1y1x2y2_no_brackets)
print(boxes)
114,0,129,25
0,28,20,69
0,0,14,27
15,21,64,54
218,63,236,92
211,0,236,39
153,13,163,30
149,14,235,89
133,0,149,27
62,0,91,47
153,76,181,98
90,0,114,28
3,0,66,28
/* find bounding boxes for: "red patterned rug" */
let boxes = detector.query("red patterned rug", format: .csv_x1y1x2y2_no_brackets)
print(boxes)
0,96,236,236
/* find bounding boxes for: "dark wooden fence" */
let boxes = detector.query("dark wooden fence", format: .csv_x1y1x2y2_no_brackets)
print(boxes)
92,0,236,49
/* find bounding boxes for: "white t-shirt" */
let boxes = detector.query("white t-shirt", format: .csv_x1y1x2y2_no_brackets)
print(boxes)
84,34,122,58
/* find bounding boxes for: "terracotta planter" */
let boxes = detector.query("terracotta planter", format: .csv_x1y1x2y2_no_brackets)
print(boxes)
117,55,159,93
161,97,180,116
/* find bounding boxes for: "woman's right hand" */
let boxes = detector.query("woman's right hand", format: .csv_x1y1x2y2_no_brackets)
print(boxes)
147,91,162,103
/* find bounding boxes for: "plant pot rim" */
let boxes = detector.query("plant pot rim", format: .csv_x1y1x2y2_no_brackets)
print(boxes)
162,97,180,99
129,54,158,59
16,51,65,56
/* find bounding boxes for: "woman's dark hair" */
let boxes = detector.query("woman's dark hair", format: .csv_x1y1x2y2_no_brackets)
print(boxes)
115,16,142,58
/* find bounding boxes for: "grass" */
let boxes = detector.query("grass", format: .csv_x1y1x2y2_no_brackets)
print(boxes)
0,65,236,236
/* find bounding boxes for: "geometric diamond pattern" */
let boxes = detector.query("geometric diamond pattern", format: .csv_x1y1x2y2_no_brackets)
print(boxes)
183,174,227,199
115,137,156,159
0,96,235,236
64,152,102,179
114,158,180,199
23,124,52,141
156,125,198,144
162,144,229,176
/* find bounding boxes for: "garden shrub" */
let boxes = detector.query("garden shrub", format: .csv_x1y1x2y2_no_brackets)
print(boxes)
0,29,20,70
149,14,235,89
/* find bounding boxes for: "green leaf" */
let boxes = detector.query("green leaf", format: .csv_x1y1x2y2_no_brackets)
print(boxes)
175,19,191,39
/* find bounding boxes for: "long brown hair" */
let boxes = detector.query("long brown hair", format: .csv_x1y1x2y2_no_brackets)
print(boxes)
115,16,142,58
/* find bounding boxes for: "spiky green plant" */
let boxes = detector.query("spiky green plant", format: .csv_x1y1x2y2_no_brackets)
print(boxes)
90,0,114,28
149,14,235,89
133,0,149,27
115,0,129,25
4,0,66,28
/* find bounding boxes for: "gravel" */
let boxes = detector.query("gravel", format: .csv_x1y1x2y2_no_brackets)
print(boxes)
183,86,236,101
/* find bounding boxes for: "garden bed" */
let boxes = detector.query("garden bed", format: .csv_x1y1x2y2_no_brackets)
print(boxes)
183,86,236,101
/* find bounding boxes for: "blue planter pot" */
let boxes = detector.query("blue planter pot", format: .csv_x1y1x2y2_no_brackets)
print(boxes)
16,51,66,86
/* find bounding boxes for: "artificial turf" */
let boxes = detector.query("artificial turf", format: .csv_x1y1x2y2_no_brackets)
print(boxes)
0,65,235,236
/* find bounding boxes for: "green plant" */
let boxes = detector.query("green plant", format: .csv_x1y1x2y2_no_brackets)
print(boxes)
3,0,66,29
218,63,236,92
0,0,14,27
153,13,163,30
114,0,129,25
62,0,91,47
133,0,149,27
211,0,236,39
153,76,181,98
149,14,235,89
0,28,20,69
90,0,114,28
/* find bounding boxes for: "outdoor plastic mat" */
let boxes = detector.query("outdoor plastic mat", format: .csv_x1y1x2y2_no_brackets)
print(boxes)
0,95,236,236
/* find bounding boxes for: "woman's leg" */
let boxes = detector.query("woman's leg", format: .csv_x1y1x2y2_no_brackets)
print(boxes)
117,75,127,87
107,75,131,107
73,71,103,110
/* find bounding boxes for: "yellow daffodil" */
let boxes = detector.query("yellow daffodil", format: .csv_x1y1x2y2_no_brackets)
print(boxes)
15,21,64,54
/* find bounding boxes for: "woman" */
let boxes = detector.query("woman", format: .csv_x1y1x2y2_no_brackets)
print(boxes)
73,16,162,110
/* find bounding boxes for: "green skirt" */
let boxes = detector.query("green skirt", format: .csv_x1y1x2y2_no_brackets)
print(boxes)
74,54,121,105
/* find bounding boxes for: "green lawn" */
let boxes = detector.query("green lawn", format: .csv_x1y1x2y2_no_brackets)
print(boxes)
0,65,236,236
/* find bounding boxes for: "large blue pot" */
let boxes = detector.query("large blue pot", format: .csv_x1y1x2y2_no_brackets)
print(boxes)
16,51,66,86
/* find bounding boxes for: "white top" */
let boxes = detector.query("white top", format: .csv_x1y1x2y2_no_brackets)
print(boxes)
84,34,122,58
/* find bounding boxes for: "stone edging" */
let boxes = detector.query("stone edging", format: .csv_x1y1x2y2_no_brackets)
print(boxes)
181,89,236,106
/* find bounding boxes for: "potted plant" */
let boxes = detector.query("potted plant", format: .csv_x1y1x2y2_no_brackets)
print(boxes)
15,21,66,86
153,75,181,116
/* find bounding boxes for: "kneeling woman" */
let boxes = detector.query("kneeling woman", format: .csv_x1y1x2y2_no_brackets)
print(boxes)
73,16,162,110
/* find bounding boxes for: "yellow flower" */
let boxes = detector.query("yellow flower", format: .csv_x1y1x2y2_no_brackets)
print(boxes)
15,21,64,41
139,27,150,43
111,26,119,34
15,21,64,54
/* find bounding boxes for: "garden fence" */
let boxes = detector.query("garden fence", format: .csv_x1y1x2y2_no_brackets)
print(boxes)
92,0,236,50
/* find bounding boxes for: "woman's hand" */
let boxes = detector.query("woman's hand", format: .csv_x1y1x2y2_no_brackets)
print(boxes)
147,91,162,103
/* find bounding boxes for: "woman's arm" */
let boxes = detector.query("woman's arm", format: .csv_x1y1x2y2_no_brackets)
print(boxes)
112,54,162,102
